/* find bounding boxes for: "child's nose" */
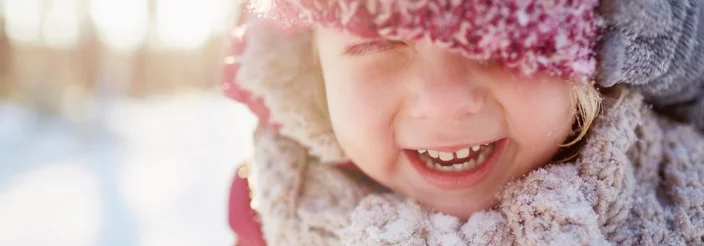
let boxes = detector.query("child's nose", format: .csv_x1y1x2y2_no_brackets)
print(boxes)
408,48,486,120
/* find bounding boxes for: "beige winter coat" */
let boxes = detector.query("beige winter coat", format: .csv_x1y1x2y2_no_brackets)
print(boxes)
245,89,704,245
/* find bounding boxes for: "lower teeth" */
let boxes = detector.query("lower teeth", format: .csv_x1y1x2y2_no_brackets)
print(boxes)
424,145,494,172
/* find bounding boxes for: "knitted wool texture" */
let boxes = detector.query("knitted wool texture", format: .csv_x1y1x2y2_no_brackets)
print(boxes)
246,89,704,245
248,0,602,81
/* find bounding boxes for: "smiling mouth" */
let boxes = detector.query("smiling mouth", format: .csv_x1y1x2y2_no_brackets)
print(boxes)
406,139,507,190
415,142,496,172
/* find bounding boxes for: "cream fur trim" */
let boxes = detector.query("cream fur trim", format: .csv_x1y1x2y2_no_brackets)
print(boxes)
235,15,346,163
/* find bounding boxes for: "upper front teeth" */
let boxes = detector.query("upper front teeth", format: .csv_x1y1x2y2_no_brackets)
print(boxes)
418,144,496,173
439,152,453,161
456,148,470,158
418,145,483,160
427,150,439,158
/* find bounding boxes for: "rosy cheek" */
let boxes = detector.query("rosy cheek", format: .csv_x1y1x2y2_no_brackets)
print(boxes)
490,73,574,155
326,74,395,139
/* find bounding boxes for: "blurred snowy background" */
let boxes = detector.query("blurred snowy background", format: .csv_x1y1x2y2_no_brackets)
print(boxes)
0,0,257,245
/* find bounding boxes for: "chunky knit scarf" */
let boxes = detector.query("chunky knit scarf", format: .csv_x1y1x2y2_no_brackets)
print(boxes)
245,89,704,245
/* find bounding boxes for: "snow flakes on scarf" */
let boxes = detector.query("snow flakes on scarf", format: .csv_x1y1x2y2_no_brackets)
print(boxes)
245,90,704,245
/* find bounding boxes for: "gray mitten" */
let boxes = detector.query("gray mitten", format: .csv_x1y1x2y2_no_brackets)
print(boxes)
597,0,704,131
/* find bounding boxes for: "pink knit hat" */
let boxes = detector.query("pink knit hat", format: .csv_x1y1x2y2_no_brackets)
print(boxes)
222,0,603,163
254,0,602,78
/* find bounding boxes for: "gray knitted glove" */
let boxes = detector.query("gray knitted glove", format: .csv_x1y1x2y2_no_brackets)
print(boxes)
597,0,704,132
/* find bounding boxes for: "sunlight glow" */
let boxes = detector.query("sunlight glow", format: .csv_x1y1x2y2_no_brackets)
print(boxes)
89,0,148,51
154,0,231,49
5,0,235,49
43,0,82,48
4,0,43,44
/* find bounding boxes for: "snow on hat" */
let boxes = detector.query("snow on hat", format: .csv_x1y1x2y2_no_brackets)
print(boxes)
222,0,603,163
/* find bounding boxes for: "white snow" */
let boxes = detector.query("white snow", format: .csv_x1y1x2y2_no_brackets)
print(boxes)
0,165,102,246
0,91,258,246
430,213,460,231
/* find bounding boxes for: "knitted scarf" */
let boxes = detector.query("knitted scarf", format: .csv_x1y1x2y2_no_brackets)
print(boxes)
246,89,704,245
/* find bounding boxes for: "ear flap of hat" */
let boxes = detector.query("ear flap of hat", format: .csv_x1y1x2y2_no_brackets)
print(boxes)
221,4,347,164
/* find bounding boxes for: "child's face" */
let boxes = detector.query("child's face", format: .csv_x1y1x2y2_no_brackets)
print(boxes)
315,28,576,219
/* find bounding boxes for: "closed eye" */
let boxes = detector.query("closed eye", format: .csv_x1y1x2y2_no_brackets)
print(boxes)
343,40,407,56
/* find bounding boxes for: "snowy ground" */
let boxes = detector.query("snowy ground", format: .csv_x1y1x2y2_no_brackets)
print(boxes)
0,92,258,246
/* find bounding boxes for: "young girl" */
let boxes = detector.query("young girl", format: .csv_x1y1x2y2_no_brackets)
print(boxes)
225,0,704,245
